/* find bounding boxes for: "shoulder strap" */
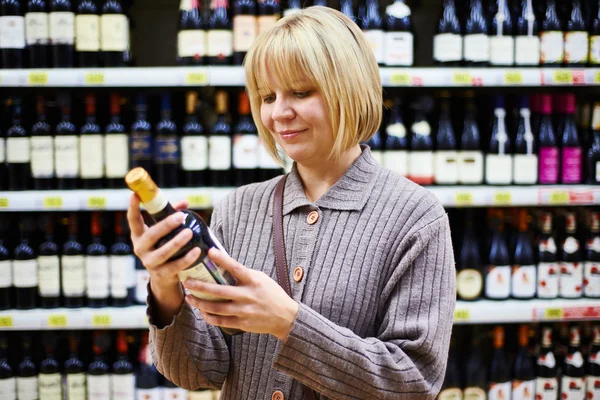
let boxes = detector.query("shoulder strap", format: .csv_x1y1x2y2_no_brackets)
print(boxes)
273,175,292,296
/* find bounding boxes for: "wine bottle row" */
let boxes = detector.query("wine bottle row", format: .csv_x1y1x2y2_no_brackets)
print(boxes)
453,208,600,301
0,0,131,69
439,323,600,400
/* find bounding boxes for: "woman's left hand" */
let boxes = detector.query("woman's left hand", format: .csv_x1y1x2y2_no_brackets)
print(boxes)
183,248,300,341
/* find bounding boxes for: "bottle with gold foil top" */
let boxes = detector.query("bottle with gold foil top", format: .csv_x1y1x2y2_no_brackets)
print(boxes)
181,91,208,187
209,91,233,186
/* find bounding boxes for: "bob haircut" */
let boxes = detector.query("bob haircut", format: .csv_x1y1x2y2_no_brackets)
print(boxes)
244,6,383,164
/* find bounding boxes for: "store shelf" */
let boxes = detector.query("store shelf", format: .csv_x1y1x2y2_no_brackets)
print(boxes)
0,67,599,87
0,185,597,212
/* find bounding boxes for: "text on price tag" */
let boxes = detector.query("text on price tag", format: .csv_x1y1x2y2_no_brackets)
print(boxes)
48,314,67,328
44,196,63,208
187,194,211,209
544,308,564,320
0,316,13,328
87,196,107,209
553,70,573,84
452,71,472,86
493,192,512,205
186,71,208,85
85,72,105,85
29,71,48,85
92,314,111,327
454,309,470,321
0,198,8,208
455,192,473,206
504,71,523,85
390,72,410,86
549,190,569,205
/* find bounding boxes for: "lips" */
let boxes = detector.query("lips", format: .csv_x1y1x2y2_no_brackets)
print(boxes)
278,129,307,140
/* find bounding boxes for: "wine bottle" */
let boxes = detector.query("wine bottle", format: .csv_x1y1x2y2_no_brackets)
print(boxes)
538,94,559,184
560,212,583,298
463,0,489,66
0,335,15,400
130,94,153,176
489,0,514,66
489,326,511,400
564,0,589,65
111,331,135,400
207,0,233,65
87,332,111,400
154,94,180,188
433,0,462,65
233,91,258,186
75,0,99,67
591,0,600,65
181,91,208,187
512,325,535,398
513,96,538,185
136,331,161,400
0,129,6,191
105,93,129,188
561,325,586,399
456,210,483,301
125,167,242,335
434,91,458,184
209,90,233,186
584,211,600,298
100,0,129,66
26,0,50,68
485,210,511,300
61,214,85,308
13,218,37,310
134,255,149,305
232,0,256,64
338,0,354,22
163,379,188,399
537,211,559,299
560,93,582,184
365,129,383,165
383,97,408,177
384,0,412,66
16,335,37,400
38,215,60,309
64,333,85,400
0,232,11,311
38,334,61,400
511,210,536,299
360,0,383,65
486,96,513,185
178,0,205,65
6,97,31,191
585,102,599,184
110,211,135,307
464,330,486,400
515,0,540,66
49,0,74,67
408,101,434,185
0,0,25,68
458,92,483,184
540,0,563,66
54,94,79,190
257,0,279,37
537,326,559,400
85,212,109,308
30,96,54,190
587,325,600,399
438,348,462,400
80,93,104,189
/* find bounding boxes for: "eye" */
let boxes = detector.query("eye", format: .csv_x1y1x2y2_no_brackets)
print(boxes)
262,95,275,104
294,91,311,98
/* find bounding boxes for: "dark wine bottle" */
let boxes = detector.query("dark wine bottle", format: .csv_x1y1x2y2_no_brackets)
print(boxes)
511,210,536,299
105,92,129,188
433,0,462,65
87,332,111,400
0,334,15,399
134,254,149,305
181,91,207,187
486,96,512,185
257,0,279,38
463,0,489,66
536,326,559,399
560,212,583,298
75,0,99,67
207,0,232,65
464,330,486,399
384,0,412,66
591,0,600,65
154,94,180,188
110,211,135,307
338,0,353,22
6,97,31,191
49,0,75,67
456,210,483,301
80,93,104,189
560,93,582,184
136,331,161,399
54,94,79,190
0,232,11,311
233,91,258,186
512,325,535,398
537,211,559,299
485,210,511,300
30,96,54,190
61,214,85,308
513,96,538,185
111,331,135,399
459,92,483,184
64,333,86,400
0,0,25,68
25,0,50,68
540,0,563,66
515,0,540,66
86,212,109,308
178,0,205,65
587,102,600,184
16,335,37,400
209,90,233,186
383,97,408,177
434,91,458,184
130,94,153,176
561,326,586,399
38,334,61,400
585,211,600,298
408,101,434,185
361,0,384,65
100,0,130,66
13,218,37,310
587,325,600,399
488,326,511,399
564,0,589,65
38,215,60,308
438,347,462,399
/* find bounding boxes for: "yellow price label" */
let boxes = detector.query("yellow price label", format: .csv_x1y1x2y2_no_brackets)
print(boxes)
544,308,564,320
0,316,13,327
454,309,470,321
595,71,600,84
187,194,211,208
186,71,208,85
553,70,573,84
504,71,523,85
493,192,512,205
92,314,111,327
452,71,472,86
29,71,48,85
87,196,107,209
44,196,63,208
455,192,473,206
85,72,105,85
48,314,67,327
549,191,569,205
0,198,8,208
390,72,410,86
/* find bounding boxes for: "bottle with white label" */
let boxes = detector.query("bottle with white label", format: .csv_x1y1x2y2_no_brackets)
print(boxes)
591,3,600,66
489,326,512,400
587,326,600,400
383,98,408,177
105,93,129,188
75,0,100,67
110,212,136,307
537,326,559,400
17,335,38,400
463,0,489,66
408,105,434,185
88,332,111,400
0,0,25,68
0,335,15,400
62,214,85,308
384,0,412,66
25,0,50,68
55,94,79,190
179,0,205,65
459,93,483,184
38,215,60,309
80,94,104,190
39,335,62,400
456,211,483,301
64,334,86,400
257,0,279,37
209,91,233,186
100,0,130,66
513,325,535,400
515,0,540,66
486,97,513,185
485,210,511,300
540,0,564,66
31,96,54,190
513,97,538,185
538,212,559,299
0,129,6,191
6,97,31,191
564,0,588,65
512,210,536,299
86,212,110,308
433,0,462,65
233,91,258,186
50,0,75,67
232,0,255,65
112,331,135,400
207,0,233,65
489,0,514,66
434,92,458,184
0,237,11,311
136,332,161,400
560,212,583,298
13,220,38,310
562,326,586,400
585,212,600,298
361,0,384,65
181,91,207,187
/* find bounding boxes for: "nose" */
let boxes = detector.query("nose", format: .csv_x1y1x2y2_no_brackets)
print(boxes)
271,96,295,122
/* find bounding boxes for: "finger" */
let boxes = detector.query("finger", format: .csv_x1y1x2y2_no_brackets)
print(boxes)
207,248,252,284
142,212,187,250
146,228,193,268
186,296,240,328
127,194,146,239
184,294,238,316
183,277,239,301
172,200,189,211
164,247,202,277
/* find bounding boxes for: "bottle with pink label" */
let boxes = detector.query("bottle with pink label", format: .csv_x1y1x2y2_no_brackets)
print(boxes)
538,94,559,184
560,93,582,184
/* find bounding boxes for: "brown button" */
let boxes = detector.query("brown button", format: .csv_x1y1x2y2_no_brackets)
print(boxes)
307,211,319,225
293,267,304,282
272,391,285,400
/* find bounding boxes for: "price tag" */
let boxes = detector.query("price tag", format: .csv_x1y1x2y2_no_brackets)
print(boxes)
0,316,13,328
87,196,107,209
44,196,63,208
48,314,67,328
504,70,523,85
0,198,8,208
594,71,600,84
92,314,111,327
85,72,105,85
553,70,573,84
390,72,410,86
186,71,208,85
452,71,472,86
455,192,473,206
493,192,512,205
454,309,470,321
187,194,211,208
549,190,569,205
29,71,48,85
544,308,564,320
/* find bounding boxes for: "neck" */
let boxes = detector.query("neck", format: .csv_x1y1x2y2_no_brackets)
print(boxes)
296,145,362,203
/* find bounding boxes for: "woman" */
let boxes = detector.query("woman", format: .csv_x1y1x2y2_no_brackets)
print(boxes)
128,7,455,400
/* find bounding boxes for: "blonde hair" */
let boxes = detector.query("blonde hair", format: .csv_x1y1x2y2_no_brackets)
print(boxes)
244,6,383,164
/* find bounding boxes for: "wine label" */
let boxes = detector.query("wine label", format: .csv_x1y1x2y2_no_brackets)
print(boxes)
75,14,100,51
456,268,483,300
31,136,54,178
584,261,600,297
560,262,583,298
0,139,5,163
39,373,62,400
515,36,540,65
408,151,434,183
110,255,135,299
488,381,512,400
87,374,110,400
207,30,233,58
535,377,558,400
111,374,135,400
135,268,150,304
511,264,536,298
437,388,462,400
16,376,38,400
233,134,258,169
0,16,25,49
591,36,600,64
208,136,232,171
564,31,588,64
55,136,79,178
258,15,278,36
561,376,585,400
80,135,104,179
384,32,413,66
0,260,12,288
233,15,257,52
485,265,511,299
485,154,513,184
162,387,189,400
586,376,600,399
137,388,161,400
49,11,75,44
62,255,85,296
181,136,208,171
383,150,408,177
541,31,564,64
179,257,235,301
434,151,458,184
433,33,462,62
539,147,559,184
0,377,16,399
13,259,38,288
66,373,86,400
463,33,489,62
100,14,129,51
38,255,60,297
538,262,559,298
178,29,206,58
489,36,514,65
130,132,152,161
370,150,383,165
463,386,486,400
512,379,535,400
25,12,49,45
7,137,31,163
458,151,483,184
364,29,385,64
105,134,129,178
86,255,110,299
513,154,538,184
561,147,582,183
155,137,180,164
596,161,600,183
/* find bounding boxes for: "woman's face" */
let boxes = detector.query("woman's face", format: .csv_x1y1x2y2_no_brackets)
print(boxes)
260,79,334,166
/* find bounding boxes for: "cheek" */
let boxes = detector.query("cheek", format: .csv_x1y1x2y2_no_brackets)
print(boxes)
260,105,272,131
